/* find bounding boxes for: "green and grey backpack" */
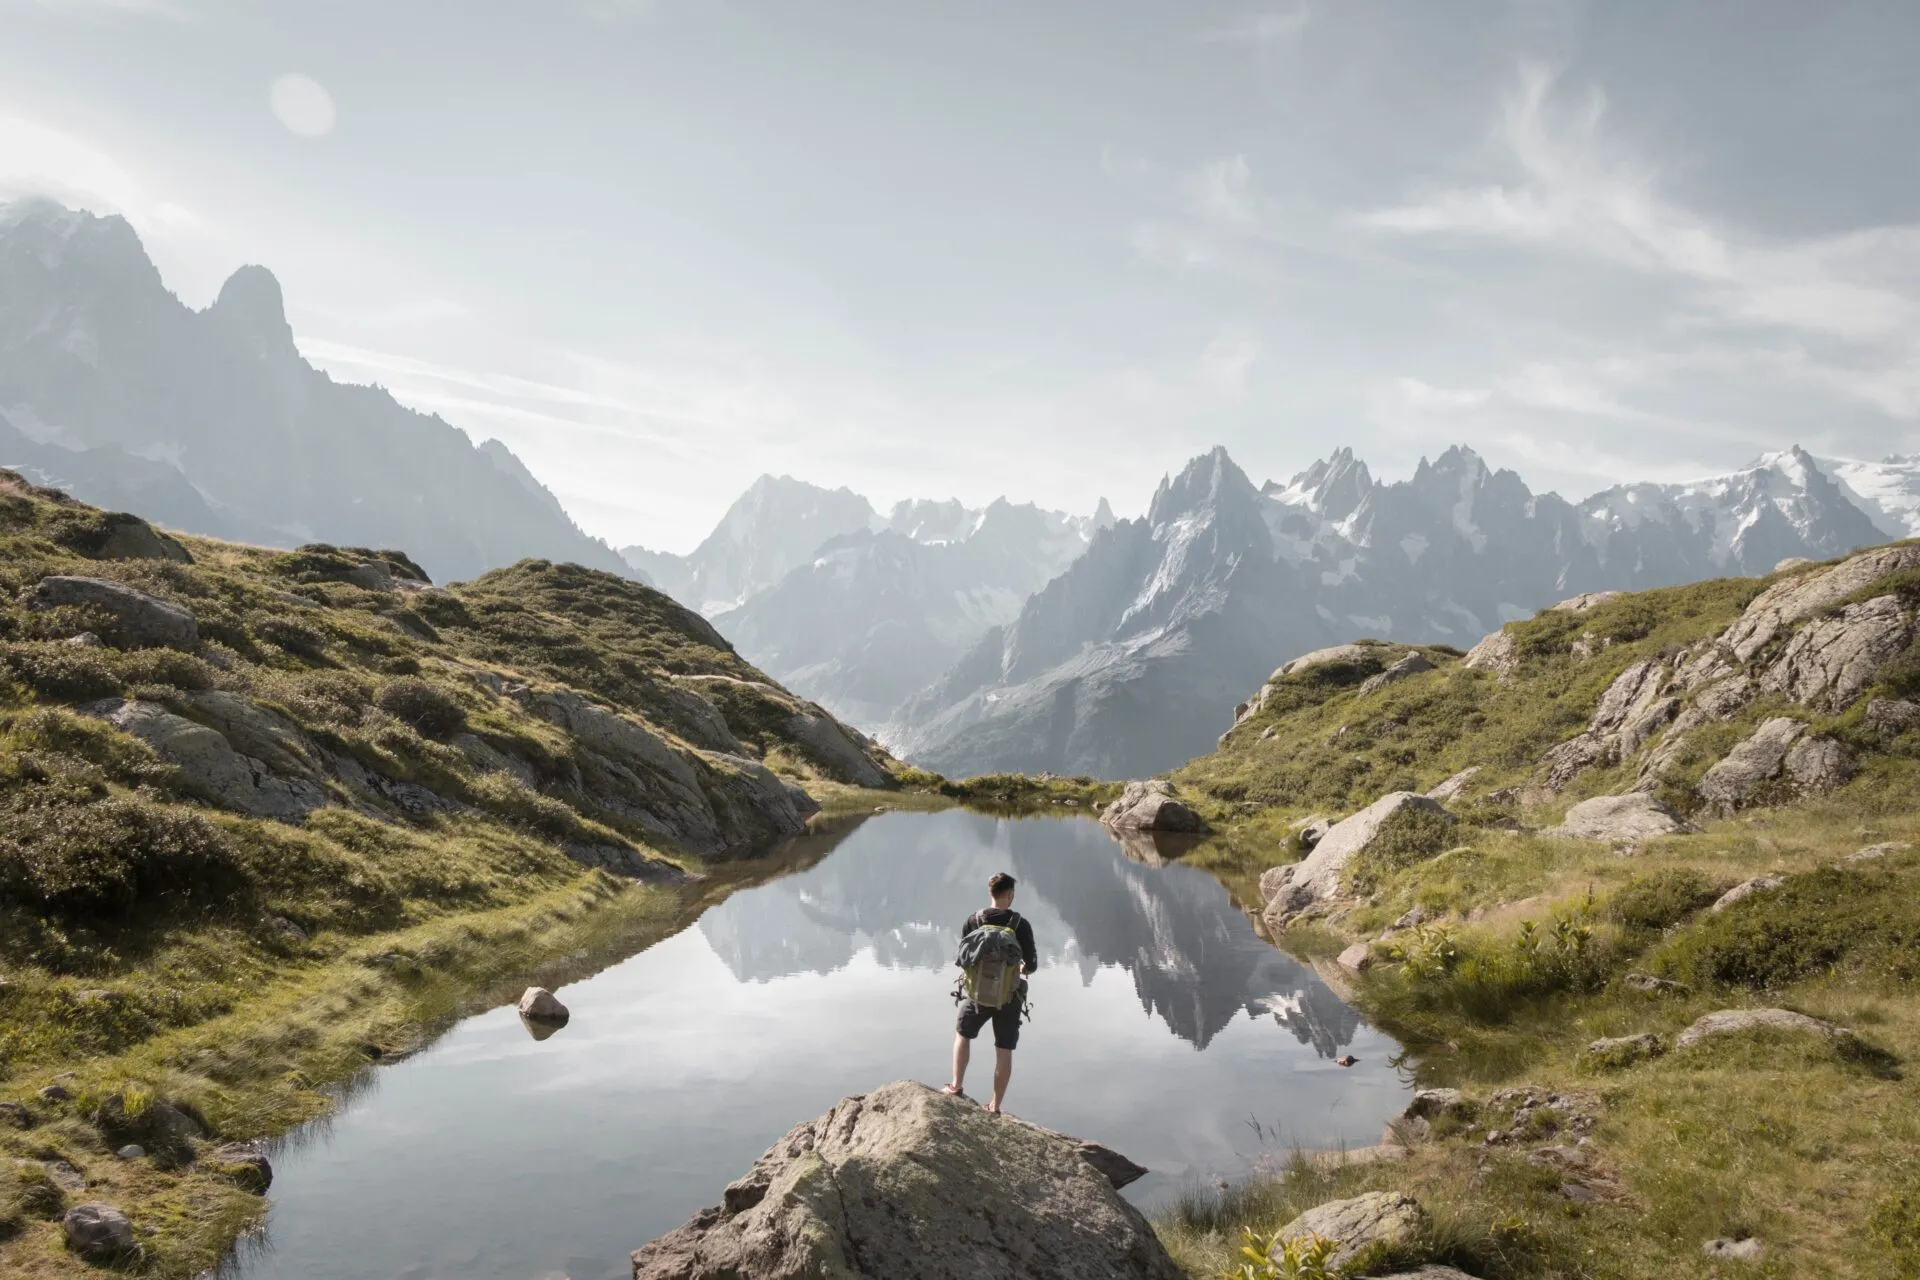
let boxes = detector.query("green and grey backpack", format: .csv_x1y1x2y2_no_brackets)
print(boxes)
955,915,1025,1009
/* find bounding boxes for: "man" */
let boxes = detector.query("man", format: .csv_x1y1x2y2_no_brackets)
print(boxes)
943,871,1038,1114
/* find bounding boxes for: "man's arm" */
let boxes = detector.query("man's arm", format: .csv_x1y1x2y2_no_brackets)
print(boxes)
1017,918,1038,974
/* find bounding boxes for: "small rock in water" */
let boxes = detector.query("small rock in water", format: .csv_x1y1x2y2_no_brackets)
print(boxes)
519,986,570,1023
1334,1054,1358,1068
1703,1237,1764,1261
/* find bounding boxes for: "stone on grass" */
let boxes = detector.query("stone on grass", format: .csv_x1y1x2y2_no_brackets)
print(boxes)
62,1203,134,1261
631,1081,1179,1280
38,1084,72,1104
0,1101,32,1129
209,1143,273,1194
1584,1033,1663,1067
1760,594,1914,713
22,575,198,649
518,987,569,1023
1336,943,1373,975
1359,651,1434,696
1702,1237,1764,1261
1274,1191,1430,1275
1676,1008,1847,1051
1546,793,1690,843
1846,842,1911,864
1402,1089,1468,1122
1866,698,1920,736
1622,972,1690,996
1697,718,1806,812
1710,876,1785,912
1264,792,1449,922
1463,628,1520,677
1425,767,1481,803
113,1145,144,1161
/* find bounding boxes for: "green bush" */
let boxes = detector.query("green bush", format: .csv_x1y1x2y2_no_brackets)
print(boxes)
1871,1173,1920,1269
376,678,466,738
0,641,120,702
1608,869,1725,938
1344,807,1458,894
0,796,250,920
254,615,330,660
1654,868,1920,989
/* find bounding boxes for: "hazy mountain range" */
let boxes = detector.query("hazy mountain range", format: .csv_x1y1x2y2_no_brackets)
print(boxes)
0,198,628,583
887,444,1915,778
625,479,1113,727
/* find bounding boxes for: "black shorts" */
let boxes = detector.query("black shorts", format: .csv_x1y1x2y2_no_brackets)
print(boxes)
956,991,1024,1050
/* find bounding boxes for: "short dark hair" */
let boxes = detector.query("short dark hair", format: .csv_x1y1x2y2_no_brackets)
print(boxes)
988,872,1016,897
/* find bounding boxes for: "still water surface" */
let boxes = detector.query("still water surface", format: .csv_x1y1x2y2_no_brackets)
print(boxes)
236,811,1408,1280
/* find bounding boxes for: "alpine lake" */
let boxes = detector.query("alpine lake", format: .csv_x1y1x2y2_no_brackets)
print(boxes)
227,809,1411,1280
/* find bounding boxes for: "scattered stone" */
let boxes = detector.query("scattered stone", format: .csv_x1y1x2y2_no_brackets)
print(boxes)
1370,1270,1480,1280
1784,734,1853,794
518,987,570,1023
1306,1143,1408,1169
268,916,308,944
1584,1033,1663,1067
41,1160,85,1192
1710,876,1786,913
1622,972,1690,996
784,710,890,788
1426,767,1481,803
1676,1008,1847,1051
1539,659,1677,789
38,1084,72,1104
1545,792,1691,842
1360,651,1435,696
1259,725,1279,740
1560,1182,1599,1204
1336,943,1373,975
62,631,103,648
1102,779,1208,834
1402,1089,1468,1122
1334,1054,1358,1068
1866,698,1920,736
1463,628,1520,677
63,1203,135,1261
0,1101,33,1129
1390,905,1431,932
1263,792,1450,923
631,1081,1180,1280
1274,1192,1430,1274
1702,1237,1764,1261
92,1095,203,1170
1846,842,1911,864
22,575,199,649
1719,543,1920,663
114,1145,145,1161
209,1143,273,1194
1553,592,1625,613
1258,865,1294,906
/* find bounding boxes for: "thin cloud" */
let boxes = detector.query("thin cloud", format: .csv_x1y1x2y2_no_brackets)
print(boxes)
32,0,192,19
1200,7,1309,46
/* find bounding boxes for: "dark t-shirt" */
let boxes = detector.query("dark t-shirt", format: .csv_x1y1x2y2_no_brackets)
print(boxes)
962,906,1038,975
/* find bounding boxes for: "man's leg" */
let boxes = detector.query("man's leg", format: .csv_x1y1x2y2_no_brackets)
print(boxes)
944,1032,971,1095
986,1047,1014,1113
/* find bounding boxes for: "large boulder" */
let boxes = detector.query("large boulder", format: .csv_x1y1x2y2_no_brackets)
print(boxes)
1697,718,1848,813
1759,595,1913,712
1102,780,1207,833
1675,1008,1848,1051
1710,876,1785,912
1866,698,1920,736
1538,659,1677,790
83,699,326,820
630,1081,1180,1280
519,987,569,1022
181,690,322,781
1360,651,1434,696
1546,793,1691,843
89,514,193,563
1462,628,1520,678
22,575,197,650
1263,793,1448,923
785,711,890,788
1425,767,1481,803
1273,1191,1430,1274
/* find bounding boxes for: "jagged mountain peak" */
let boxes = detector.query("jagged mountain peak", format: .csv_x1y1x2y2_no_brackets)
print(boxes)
1149,446,1261,527
1269,446,1376,522
206,263,295,356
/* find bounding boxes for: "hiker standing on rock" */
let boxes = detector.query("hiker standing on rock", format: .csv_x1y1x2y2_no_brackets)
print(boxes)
944,871,1038,1114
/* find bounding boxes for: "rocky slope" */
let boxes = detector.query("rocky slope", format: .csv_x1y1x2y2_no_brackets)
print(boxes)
891,444,1905,780
1154,538,1920,1278
0,198,628,584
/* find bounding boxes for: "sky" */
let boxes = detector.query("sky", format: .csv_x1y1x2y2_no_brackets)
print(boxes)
3,0,1919,553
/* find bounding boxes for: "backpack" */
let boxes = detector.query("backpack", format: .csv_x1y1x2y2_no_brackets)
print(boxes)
955,914,1025,1010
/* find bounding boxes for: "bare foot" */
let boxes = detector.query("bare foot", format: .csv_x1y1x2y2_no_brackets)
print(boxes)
983,1101,1003,1115
941,1084,967,1097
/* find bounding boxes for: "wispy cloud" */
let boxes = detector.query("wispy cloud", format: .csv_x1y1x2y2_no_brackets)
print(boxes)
1200,7,1309,46
32,0,192,20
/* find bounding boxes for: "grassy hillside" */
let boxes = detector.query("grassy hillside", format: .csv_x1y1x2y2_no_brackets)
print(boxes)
1157,550,1920,1279
0,471,901,1275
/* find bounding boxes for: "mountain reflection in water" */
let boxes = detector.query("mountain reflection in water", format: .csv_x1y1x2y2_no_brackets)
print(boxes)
697,811,1363,1055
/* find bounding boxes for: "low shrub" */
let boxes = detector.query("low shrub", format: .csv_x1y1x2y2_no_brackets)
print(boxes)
375,678,466,738
254,615,330,660
1871,1172,1920,1270
1,641,120,702
1344,807,1458,894
1653,867,1920,989
0,795,250,920
1607,868,1725,939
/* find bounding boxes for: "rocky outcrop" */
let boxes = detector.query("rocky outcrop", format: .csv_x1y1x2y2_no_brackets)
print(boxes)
1359,651,1434,696
1758,595,1913,712
519,987,569,1022
1263,792,1449,923
63,1202,134,1261
1553,592,1624,613
1539,658,1682,790
1584,1033,1663,1067
90,514,193,563
630,1081,1180,1280
1274,1191,1430,1273
1676,1008,1848,1050
1425,767,1481,803
785,711,890,788
22,575,197,649
1697,718,1849,813
1711,876,1785,912
1867,698,1920,736
180,690,323,781
83,698,326,820
1546,792,1691,843
1462,628,1520,678
1102,780,1207,833
1719,543,1920,663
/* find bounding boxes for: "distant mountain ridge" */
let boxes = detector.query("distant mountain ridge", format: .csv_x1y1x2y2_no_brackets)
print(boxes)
0,197,629,583
888,443,1911,779
626,475,1112,729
